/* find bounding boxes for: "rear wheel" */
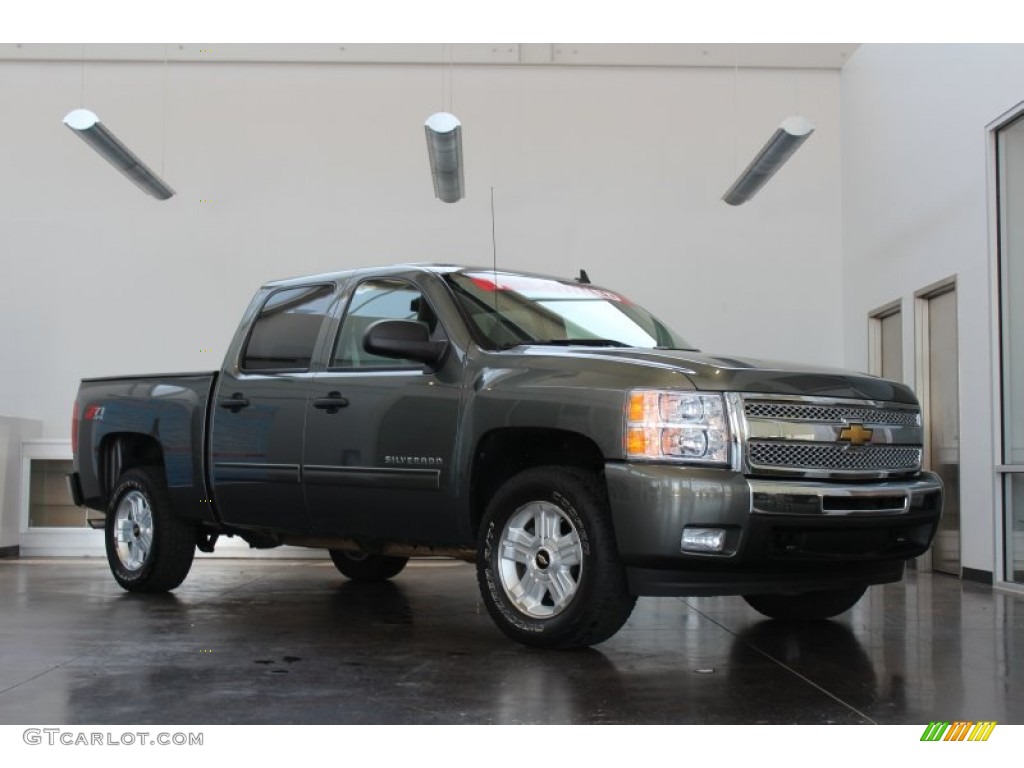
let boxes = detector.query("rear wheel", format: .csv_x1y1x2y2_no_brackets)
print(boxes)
328,549,408,582
743,585,867,621
105,467,195,592
476,466,636,649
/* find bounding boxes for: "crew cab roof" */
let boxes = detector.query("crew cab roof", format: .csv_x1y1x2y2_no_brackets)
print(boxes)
260,263,591,290
261,263,466,290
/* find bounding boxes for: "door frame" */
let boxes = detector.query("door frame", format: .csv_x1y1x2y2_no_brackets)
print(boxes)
914,276,959,576
868,299,902,379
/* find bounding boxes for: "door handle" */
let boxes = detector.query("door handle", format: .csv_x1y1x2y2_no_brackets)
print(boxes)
313,392,349,414
219,394,250,412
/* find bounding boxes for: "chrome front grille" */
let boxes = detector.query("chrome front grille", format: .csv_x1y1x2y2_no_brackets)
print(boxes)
741,394,924,479
748,441,923,473
743,401,919,427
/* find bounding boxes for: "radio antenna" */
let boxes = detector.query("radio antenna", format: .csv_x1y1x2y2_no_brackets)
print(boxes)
490,186,498,309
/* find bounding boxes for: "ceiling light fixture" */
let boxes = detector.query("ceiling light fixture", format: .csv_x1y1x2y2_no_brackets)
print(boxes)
722,116,814,206
63,108,175,200
425,111,464,204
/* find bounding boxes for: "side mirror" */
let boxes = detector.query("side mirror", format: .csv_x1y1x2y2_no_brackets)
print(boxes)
363,319,449,368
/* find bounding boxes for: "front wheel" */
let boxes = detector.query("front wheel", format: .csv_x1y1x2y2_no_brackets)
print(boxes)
105,467,196,592
476,466,636,649
328,549,408,582
743,585,868,621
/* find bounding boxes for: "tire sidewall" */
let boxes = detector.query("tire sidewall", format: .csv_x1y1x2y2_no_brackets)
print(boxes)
479,470,598,643
328,549,408,581
105,473,159,588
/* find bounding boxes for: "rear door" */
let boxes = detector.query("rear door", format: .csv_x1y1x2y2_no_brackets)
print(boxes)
210,283,336,533
303,277,462,544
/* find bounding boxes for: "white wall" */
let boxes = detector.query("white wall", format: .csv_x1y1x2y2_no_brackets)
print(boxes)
0,416,42,551
841,44,1024,578
0,56,842,438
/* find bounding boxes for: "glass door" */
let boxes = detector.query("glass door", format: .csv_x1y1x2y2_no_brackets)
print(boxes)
926,287,960,576
869,304,903,382
998,113,1024,584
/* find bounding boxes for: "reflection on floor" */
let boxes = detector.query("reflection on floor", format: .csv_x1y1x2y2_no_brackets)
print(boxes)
0,558,1022,724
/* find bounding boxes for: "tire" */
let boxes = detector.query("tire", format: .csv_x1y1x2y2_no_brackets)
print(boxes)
742,585,868,621
476,466,636,649
105,467,195,593
328,549,408,582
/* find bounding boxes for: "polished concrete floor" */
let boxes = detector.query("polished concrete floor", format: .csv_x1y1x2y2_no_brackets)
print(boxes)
1,557,1022,724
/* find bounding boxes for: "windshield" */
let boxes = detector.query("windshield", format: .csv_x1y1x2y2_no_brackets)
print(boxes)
445,271,694,350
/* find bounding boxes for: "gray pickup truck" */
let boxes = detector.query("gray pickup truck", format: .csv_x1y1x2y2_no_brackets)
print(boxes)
69,264,942,648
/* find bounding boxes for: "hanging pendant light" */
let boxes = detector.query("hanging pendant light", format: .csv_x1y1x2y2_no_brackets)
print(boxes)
425,111,464,204
63,108,175,200
722,116,814,206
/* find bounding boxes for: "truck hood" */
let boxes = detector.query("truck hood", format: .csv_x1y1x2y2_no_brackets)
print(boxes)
549,347,918,404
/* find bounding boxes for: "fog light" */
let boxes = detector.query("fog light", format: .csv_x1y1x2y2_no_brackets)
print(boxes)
681,527,727,553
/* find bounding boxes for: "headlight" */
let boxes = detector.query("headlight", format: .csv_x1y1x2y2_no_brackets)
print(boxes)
625,390,730,465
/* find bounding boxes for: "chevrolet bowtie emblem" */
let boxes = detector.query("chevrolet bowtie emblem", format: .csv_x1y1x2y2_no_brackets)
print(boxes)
839,423,874,447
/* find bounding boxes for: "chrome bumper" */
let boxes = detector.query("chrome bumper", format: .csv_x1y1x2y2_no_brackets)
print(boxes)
748,474,942,516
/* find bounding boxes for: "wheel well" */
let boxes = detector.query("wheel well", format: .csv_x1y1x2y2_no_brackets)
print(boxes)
98,433,165,506
469,428,605,537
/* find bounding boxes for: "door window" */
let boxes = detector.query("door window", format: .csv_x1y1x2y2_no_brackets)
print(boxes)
331,279,441,369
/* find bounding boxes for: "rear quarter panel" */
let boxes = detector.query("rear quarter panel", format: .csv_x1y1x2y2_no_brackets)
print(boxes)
75,373,217,520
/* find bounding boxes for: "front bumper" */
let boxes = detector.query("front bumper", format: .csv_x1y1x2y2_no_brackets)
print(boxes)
605,462,942,597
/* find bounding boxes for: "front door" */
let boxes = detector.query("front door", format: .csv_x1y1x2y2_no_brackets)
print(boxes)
303,278,462,544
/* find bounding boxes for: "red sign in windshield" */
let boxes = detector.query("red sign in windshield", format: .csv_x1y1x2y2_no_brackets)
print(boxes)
466,273,625,303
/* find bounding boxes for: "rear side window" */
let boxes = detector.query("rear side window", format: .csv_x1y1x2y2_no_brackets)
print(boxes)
242,285,334,371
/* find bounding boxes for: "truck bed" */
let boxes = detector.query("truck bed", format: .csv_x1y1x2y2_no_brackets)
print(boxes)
73,372,219,523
